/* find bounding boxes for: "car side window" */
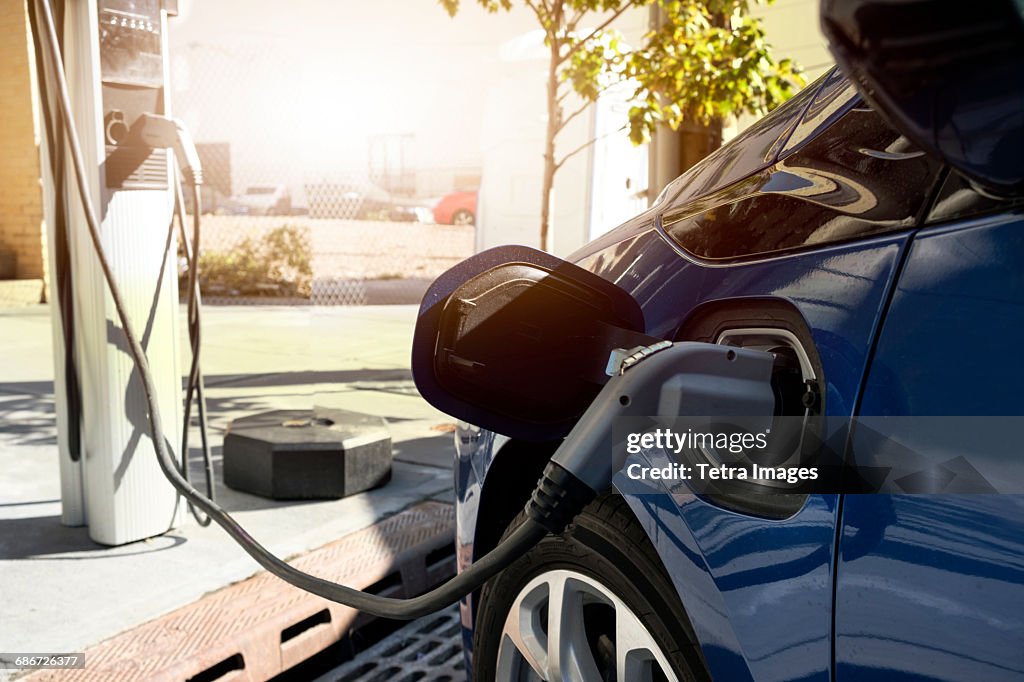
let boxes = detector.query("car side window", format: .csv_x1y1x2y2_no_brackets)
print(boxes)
661,106,944,261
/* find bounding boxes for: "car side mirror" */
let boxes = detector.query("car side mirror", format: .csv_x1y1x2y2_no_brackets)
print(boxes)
820,0,1024,197
412,246,657,442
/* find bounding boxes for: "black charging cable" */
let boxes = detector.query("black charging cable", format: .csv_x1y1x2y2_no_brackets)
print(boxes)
172,175,215,527
25,0,84,466
30,0,595,620
134,113,217,524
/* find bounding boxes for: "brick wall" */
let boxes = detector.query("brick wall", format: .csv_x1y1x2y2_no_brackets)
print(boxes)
0,0,47,291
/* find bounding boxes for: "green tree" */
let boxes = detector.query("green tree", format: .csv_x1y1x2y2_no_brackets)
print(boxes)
440,0,804,251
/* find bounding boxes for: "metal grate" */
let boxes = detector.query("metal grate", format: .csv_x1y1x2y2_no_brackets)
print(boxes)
315,606,465,682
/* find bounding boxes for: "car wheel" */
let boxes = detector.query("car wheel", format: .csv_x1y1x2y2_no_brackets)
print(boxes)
452,209,475,226
473,494,708,682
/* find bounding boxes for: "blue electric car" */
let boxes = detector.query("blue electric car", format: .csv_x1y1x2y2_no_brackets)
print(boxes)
439,63,1024,682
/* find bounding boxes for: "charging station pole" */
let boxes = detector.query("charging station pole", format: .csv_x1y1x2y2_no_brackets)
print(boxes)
46,0,183,545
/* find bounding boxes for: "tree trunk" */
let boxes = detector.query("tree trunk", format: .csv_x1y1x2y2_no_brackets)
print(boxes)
648,116,723,201
539,27,562,252
678,116,723,173
645,6,726,200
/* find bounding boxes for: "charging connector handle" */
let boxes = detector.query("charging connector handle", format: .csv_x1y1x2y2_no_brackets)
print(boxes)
551,342,777,494
138,113,203,185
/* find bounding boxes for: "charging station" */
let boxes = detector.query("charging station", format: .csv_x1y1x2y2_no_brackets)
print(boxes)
45,0,184,545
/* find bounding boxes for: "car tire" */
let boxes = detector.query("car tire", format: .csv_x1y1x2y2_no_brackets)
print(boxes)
473,493,709,682
452,209,475,226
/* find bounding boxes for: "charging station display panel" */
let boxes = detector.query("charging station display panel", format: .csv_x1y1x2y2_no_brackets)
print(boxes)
97,0,167,189
98,0,163,88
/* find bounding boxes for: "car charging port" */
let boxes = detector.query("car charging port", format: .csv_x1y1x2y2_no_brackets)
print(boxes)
698,326,824,517
715,328,819,417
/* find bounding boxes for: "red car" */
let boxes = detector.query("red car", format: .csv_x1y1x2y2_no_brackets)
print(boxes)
433,190,477,226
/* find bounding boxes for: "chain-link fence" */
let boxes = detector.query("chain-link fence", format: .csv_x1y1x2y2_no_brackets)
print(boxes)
171,41,479,306
187,212,474,306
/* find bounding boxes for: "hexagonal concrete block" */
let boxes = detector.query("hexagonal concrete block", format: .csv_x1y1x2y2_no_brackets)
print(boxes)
223,408,392,500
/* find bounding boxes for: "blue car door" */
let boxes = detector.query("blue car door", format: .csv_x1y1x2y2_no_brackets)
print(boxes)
835,176,1024,681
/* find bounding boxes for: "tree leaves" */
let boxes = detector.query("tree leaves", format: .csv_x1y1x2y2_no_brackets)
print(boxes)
442,0,804,146
617,2,806,142
438,0,804,248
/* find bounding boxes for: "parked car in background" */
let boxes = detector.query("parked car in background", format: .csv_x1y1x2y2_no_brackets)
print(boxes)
231,185,292,216
433,190,477,225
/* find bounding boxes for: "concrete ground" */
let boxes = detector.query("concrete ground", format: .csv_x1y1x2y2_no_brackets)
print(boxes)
0,304,458,679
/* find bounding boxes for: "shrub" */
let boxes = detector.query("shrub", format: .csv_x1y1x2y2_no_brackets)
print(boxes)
189,224,312,298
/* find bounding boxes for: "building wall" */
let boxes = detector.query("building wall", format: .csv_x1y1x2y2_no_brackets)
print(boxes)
0,0,47,288
474,27,608,258
475,8,651,258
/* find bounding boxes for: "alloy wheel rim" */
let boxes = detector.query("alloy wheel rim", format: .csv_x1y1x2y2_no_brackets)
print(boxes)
495,569,680,682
